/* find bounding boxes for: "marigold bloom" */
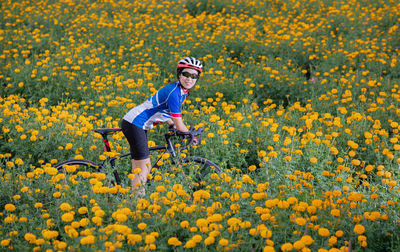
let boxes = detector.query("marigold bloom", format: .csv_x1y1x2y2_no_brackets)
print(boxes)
281,242,293,251
61,213,74,222
219,238,229,246
204,236,215,245
127,234,142,245
263,246,275,252
330,209,340,217
248,165,257,171
293,240,305,250
80,235,95,245
24,233,36,243
1,239,11,247
168,237,182,246
145,234,156,244
318,228,330,237
184,240,197,249
138,222,147,230
59,203,72,211
300,235,314,245
78,207,88,214
295,217,307,226
180,220,190,229
353,224,365,235
4,204,15,212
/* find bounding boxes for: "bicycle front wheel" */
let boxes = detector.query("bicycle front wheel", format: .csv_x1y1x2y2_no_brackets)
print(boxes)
180,156,222,189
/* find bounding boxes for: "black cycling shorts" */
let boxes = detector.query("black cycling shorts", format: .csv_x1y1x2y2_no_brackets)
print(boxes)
121,119,149,160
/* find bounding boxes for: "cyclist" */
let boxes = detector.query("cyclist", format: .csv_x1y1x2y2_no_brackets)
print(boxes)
121,56,203,196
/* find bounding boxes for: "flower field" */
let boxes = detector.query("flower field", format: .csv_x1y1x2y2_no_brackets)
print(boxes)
1,0,400,251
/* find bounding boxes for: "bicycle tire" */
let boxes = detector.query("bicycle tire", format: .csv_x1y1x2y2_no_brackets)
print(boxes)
145,155,221,200
54,159,102,172
182,156,221,175
53,159,114,186
179,156,222,189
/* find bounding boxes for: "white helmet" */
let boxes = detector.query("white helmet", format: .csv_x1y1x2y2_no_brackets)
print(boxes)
177,57,203,73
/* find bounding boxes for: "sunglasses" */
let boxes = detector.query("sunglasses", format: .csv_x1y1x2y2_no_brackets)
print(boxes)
181,71,199,80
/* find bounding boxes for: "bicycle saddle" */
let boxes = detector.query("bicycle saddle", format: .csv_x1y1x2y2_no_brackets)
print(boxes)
91,128,122,135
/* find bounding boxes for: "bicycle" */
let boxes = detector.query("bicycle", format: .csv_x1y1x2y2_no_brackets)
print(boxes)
54,126,222,193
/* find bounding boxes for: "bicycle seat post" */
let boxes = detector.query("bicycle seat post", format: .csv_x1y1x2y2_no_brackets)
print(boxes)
102,133,112,152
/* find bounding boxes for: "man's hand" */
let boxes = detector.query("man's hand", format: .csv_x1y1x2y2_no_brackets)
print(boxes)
193,136,199,145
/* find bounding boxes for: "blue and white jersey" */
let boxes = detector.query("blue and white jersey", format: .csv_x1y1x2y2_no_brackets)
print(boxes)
123,82,188,130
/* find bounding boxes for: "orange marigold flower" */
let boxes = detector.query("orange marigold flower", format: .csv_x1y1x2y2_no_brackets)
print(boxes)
354,224,365,235
318,228,330,237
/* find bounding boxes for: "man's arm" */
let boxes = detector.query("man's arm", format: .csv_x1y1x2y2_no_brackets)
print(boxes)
171,117,189,132
166,119,174,127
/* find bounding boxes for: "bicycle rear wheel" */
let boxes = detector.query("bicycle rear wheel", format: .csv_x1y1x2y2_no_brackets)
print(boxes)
54,159,112,187
54,159,101,172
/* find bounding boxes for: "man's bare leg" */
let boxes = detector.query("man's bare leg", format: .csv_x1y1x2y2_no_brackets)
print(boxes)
131,158,151,197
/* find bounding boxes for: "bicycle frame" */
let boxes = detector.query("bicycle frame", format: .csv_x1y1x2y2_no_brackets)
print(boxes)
95,128,182,185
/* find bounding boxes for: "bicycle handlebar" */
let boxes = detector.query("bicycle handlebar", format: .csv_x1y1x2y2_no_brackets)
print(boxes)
92,126,204,151
166,126,203,149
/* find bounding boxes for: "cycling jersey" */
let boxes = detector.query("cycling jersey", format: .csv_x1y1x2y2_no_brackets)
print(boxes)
123,81,188,130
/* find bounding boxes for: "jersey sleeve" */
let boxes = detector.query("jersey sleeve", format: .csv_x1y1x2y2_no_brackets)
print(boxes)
167,90,182,118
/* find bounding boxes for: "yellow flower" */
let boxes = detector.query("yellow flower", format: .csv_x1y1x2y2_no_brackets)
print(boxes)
258,150,267,157
138,222,147,230
156,185,167,192
309,157,318,164
15,158,23,165
263,246,276,252
80,235,95,245
192,235,202,243
56,241,67,250
4,204,16,212
1,239,11,247
196,218,209,228
204,236,215,245
353,224,365,235
293,240,305,250
92,216,102,226
61,212,74,222
248,165,257,171
65,143,73,150
218,238,229,246
115,213,127,223
53,192,61,198
281,242,293,251
184,239,197,249
127,234,142,245
295,217,307,226
145,234,156,244
168,237,182,246
24,233,36,243
34,203,43,208
318,228,330,237
331,209,341,217
78,207,88,214
59,203,72,211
